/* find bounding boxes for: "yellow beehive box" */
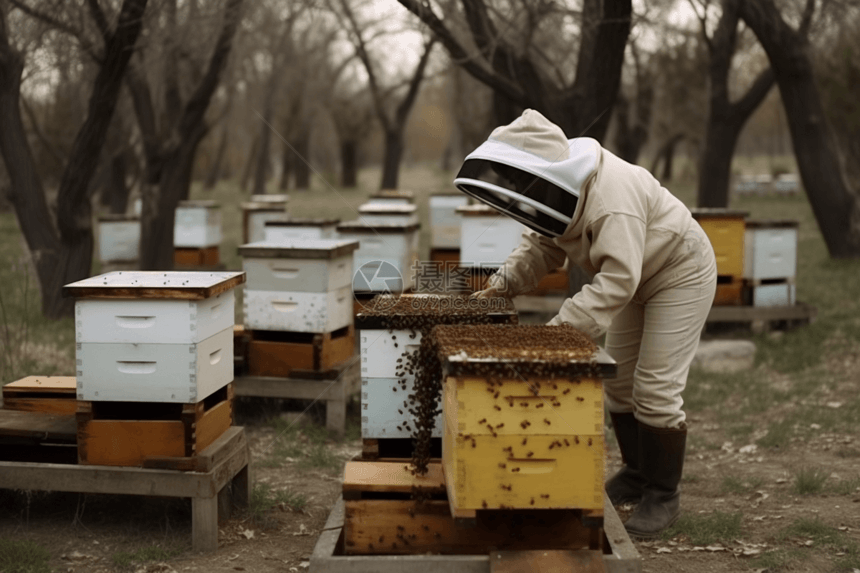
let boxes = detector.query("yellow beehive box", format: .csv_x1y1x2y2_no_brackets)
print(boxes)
691,208,748,278
434,325,617,518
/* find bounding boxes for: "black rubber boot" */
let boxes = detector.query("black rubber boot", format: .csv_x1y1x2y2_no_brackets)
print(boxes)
605,412,645,505
623,422,687,540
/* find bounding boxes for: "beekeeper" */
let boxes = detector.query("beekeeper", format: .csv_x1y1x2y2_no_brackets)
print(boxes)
457,109,717,539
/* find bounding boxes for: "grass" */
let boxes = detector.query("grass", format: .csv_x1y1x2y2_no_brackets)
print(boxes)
662,511,743,546
792,466,830,495
720,475,765,495
257,416,351,473
0,539,51,573
110,545,180,570
248,482,308,525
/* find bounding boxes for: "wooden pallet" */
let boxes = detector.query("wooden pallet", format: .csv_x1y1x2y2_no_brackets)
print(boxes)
3,376,77,415
706,300,817,334
233,359,360,435
76,383,233,467
0,425,249,552
174,246,220,268
247,325,355,377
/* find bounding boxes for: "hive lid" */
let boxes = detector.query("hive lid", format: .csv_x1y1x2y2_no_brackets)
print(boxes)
456,204,500,217
238,239,359,259
250,193,289,204
3,376,76,395
63,271,245,300
336,220,420,233
434,324,617,378
358,203,417,214
369,190,415,199
745,219,800,229
264,218,340,227
177,199,220,209
689,208,749,218
355,294,518,330
430,191,469,198
98,214,140,222
241,202,287,212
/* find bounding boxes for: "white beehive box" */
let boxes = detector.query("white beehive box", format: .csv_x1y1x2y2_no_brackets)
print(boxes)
264,219,340,242
174,200,222,248
743,220,799,281
242,200,288,244
361,377,443,439
239,239,359,292
98,215,140,263
243,287,353,333
250,193,290,205
749,283,796,307
358,203,418,226
64,271,245,403
430,193,469,249
336,221,420,293
457,205,526,267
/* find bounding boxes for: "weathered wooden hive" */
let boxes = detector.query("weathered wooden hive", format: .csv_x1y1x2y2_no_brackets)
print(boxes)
336,220,420,293
264,218,340,242
241,194,289,243
433,324,617,518
355,294,517,442
456,204,526,268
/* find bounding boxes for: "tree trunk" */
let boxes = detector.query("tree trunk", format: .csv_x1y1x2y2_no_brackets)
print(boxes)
740,0,860,257
109,152,131,214
340,139,358,187
380,129,404,190
279,139,292,191
203,126,228,190
252,123,271,196
294,132,311,190
697,122,742,207
661,138,677,182
241,137,258,192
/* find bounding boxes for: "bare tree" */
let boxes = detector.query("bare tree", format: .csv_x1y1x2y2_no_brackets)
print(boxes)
613,41,654,165
397,0,631,141
740,0,860,257
330,89,375,187
0,0,147,318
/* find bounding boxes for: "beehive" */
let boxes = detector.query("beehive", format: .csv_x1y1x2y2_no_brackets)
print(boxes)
64,271,245,403
743,220,798,281
356,294,517,440
357,203,418,226
239,239,359,333
434,325,617,515
264,218,339,242
457,205,526,268
336,220,420,293
690,208,748,279
367,190,415,205
430,193,469,249
97,215,141,264
174,200,221,248
241,196,289,243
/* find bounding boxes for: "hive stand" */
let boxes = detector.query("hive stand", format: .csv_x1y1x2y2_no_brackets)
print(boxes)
0,420,250,553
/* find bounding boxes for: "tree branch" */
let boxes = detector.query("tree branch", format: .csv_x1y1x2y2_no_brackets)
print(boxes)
9,0,102,59
85,0,111,43
686,0,713,51
394,36,436,127
733,65,775,119
20,96,65,167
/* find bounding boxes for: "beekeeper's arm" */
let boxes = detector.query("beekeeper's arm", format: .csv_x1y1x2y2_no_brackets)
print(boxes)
546,213,645,340
474,229,567,299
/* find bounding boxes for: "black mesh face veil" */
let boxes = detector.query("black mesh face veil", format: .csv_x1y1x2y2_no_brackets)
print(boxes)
454,159,578,237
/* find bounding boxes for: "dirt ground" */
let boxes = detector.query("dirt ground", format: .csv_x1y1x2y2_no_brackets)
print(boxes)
1,409,858,573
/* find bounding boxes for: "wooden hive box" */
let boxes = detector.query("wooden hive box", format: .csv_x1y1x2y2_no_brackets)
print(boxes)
241,199,289,244
357,203,418,226
690,208,748,279
356,294,517,441
2,376,77,415
239,239,359,333
336,220,420,293
64,271,245,403
97,215,140,264
247,325,355,377
367,189,415,205
456,205,526,268
435,324,617,519
264,218,340,242
174,199,221,248
430,193,469,249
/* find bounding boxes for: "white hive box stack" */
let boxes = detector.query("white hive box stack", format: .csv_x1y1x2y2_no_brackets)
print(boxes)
64,271,245,403
174,200,221,248
242,194,289,243
367,190,415,205
240,239,359,333
429,193,469,249
97,215,140,265
457,204,526,267
264,218,340,242
357,203,418,226
336,220,420,293
743,220,799,307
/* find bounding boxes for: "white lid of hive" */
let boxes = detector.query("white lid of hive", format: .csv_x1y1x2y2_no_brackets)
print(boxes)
177,199,220,209
264,218,340,227
369,190,415,198
250,193,289,204
337,219,420,232
238,239,360,259
63,271,245,300
358,203,417,214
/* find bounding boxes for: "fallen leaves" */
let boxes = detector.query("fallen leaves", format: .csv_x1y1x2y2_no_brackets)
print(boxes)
240,529,255,540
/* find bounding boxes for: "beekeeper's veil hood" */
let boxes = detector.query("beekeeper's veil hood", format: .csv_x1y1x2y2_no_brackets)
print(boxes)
454,109,600,238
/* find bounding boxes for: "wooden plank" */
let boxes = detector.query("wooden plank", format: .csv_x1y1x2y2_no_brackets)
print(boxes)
489,550,605,573
195,399,232,454
233,359,358,400
192,495,219,552
3,376,76,394
0,411,77,443
143,426,246,472
342,461,446,495
320,326,355,371
78,419,185,466
2,398,78,416
63,271,244,300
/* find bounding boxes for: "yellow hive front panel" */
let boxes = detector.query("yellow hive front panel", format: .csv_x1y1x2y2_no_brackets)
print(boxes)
698,218,745,277
443,416,604,511
444,376,604,437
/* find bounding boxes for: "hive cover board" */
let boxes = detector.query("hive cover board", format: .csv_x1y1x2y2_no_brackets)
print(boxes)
238,239,359,260
63,271,245,300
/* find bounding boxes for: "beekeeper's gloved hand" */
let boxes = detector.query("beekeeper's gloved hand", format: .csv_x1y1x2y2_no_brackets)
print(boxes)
470,272,513,301
546,314,565,326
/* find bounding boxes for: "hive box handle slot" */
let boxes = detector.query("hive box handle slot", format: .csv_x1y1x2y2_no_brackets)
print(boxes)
117,361,157,374
507,458,557,474
272,267,300,279
115,316,156,329
209,349,222,365
272,301,298,313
